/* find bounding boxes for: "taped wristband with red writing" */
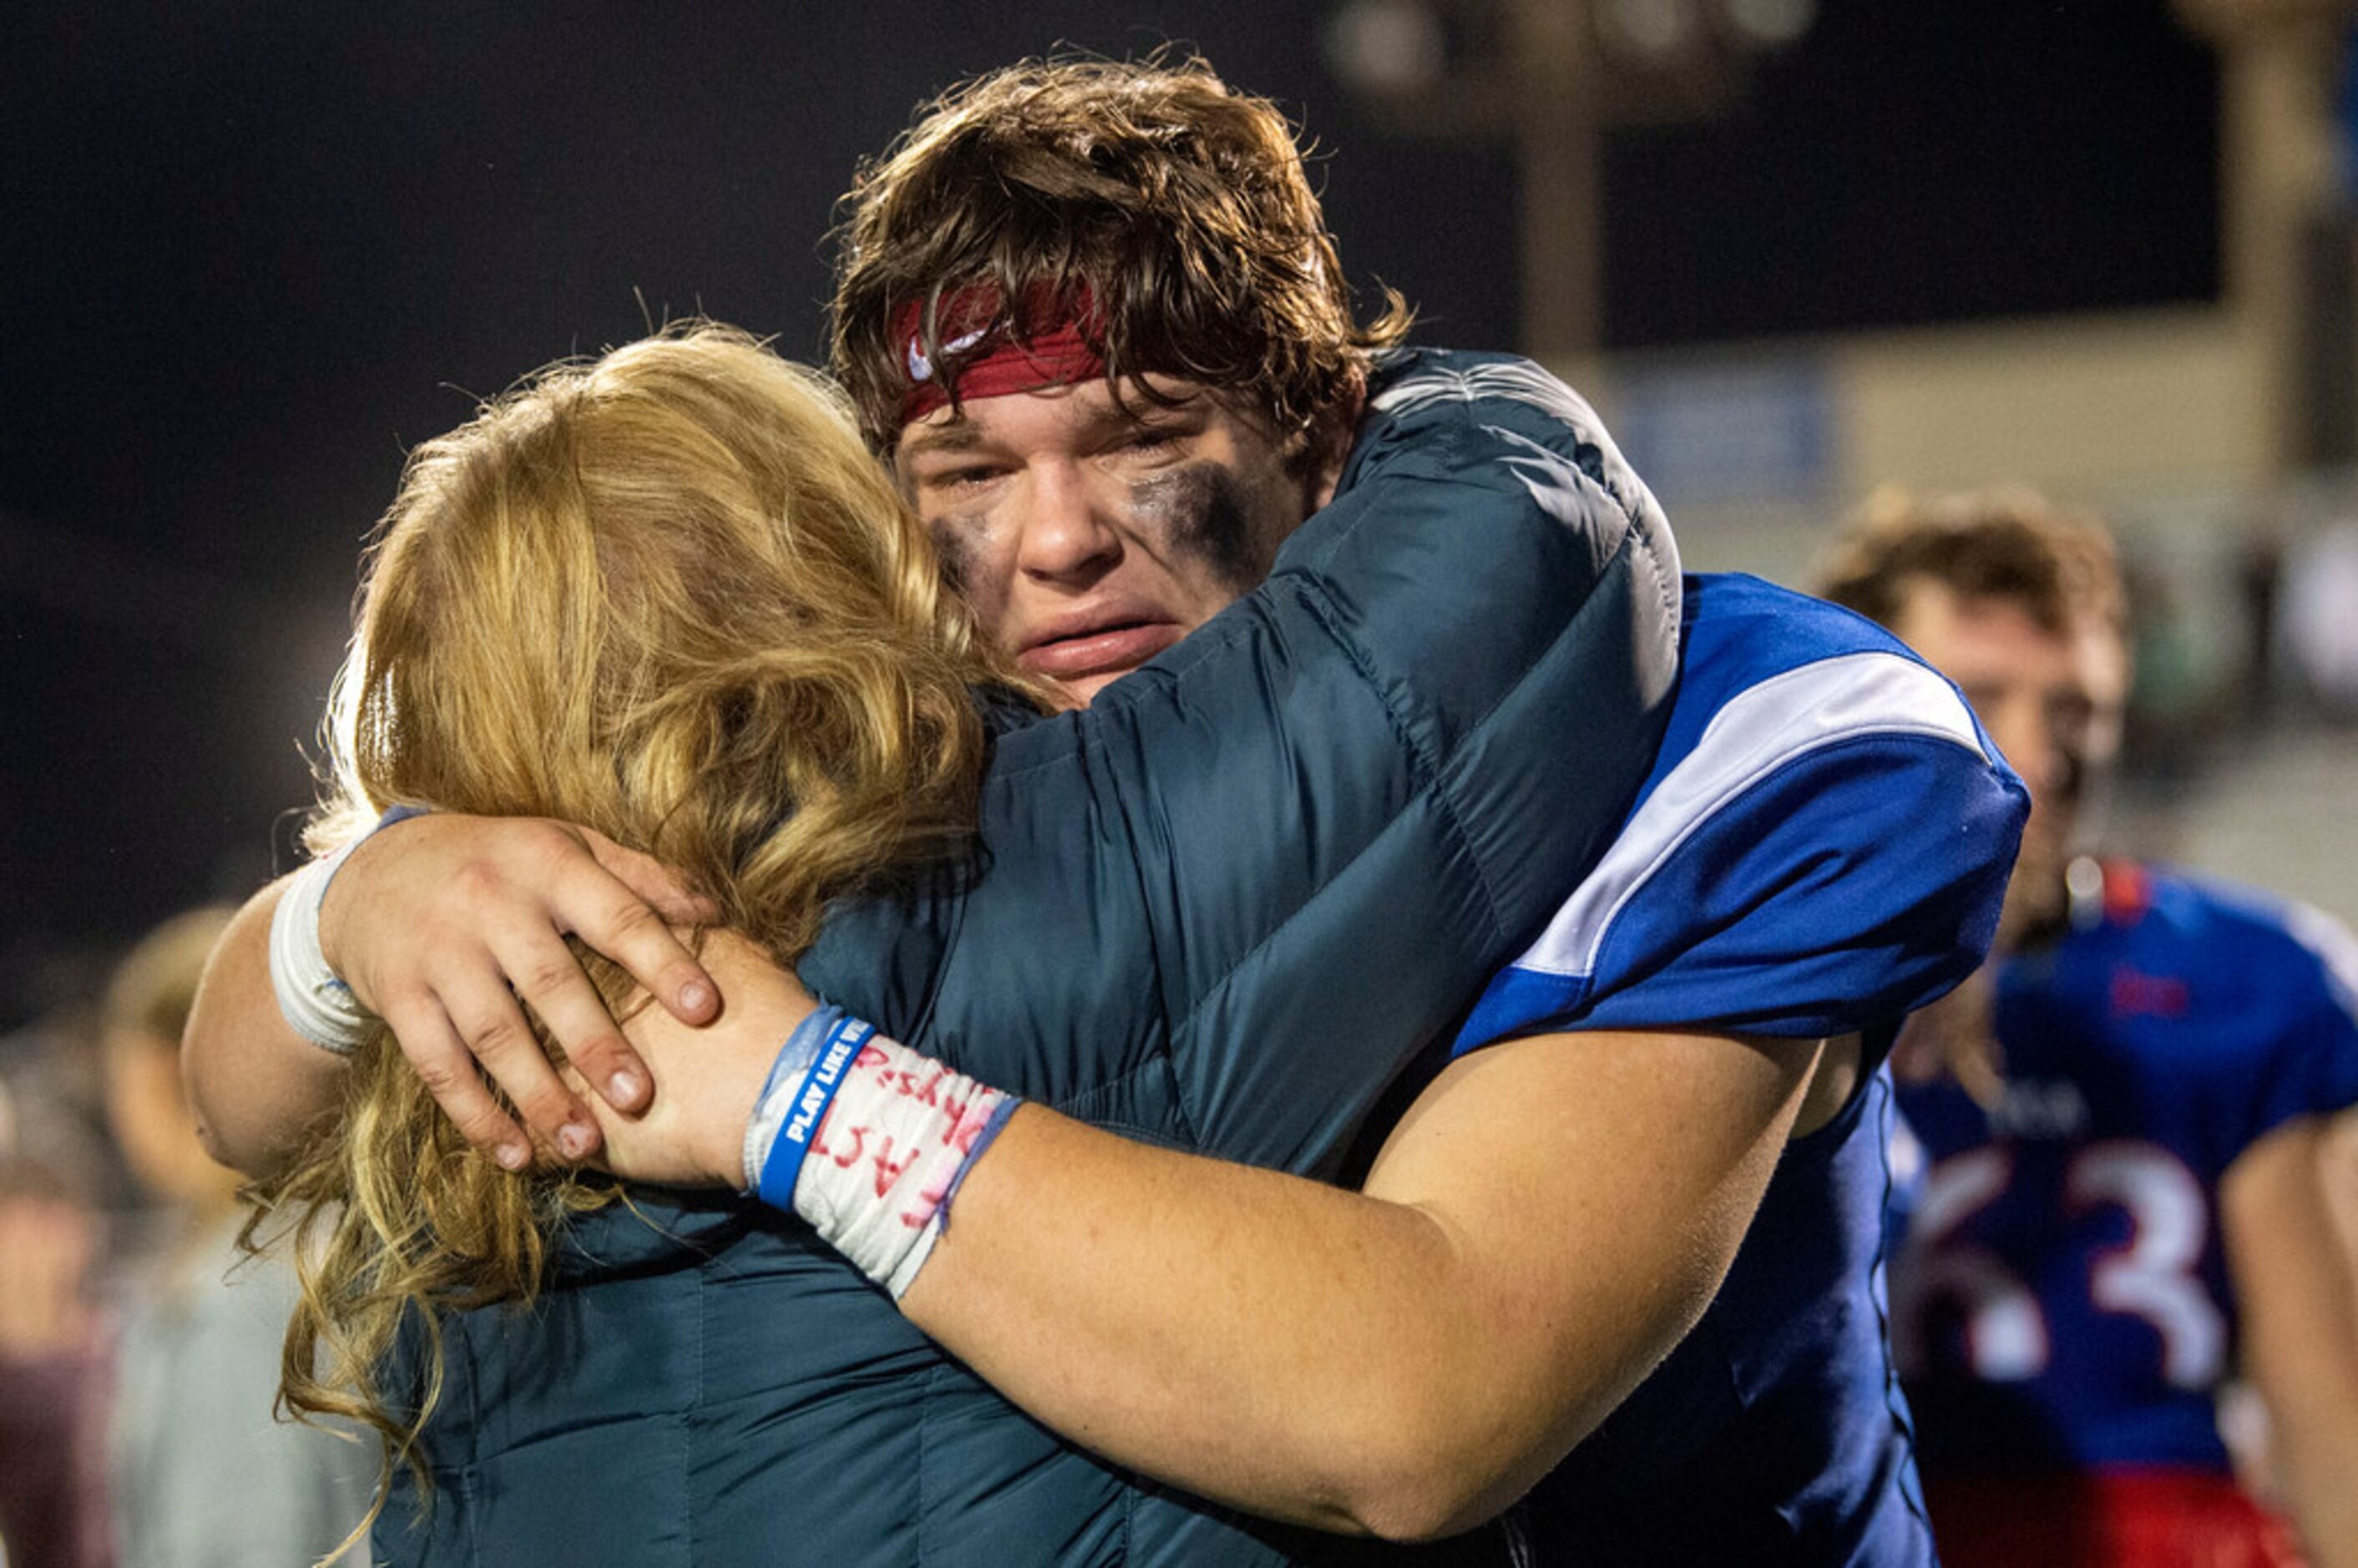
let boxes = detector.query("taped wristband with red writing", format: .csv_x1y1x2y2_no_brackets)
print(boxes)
741,1008,1017,1299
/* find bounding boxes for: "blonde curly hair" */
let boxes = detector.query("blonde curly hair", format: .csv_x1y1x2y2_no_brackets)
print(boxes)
250,322,1032,1547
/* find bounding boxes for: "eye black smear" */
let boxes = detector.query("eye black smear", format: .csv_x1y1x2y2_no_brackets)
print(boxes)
1130,463,1269,589
929,514,986,597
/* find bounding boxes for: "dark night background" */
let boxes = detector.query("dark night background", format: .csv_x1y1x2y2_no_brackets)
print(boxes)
0,1,2218,1024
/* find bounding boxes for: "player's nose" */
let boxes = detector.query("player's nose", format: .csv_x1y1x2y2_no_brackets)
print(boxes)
1016,463,1123,582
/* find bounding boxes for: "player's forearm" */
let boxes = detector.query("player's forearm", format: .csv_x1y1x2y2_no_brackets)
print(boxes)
2282,1473,2358,1568
903,1112,1596,1537
182,878,348,1176
608,959,1805,1538
898,1031,1806,1540
2251,1321,2358,1565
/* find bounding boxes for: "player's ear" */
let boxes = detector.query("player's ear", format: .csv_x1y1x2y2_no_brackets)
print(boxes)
1300,375,1365,512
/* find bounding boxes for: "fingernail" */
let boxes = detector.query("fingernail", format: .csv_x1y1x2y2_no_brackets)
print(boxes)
495,1141,530,1171
680,980,714,1014
556,1123,592,1161
609,1070,643,1105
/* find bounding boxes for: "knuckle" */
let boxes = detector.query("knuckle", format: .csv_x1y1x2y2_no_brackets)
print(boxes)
574,1033,634,1075
382,979,445,1014
516,953,585,1000
466,1014,534,1062
452,1106,513,1148
603,897,667,941
411,1056,471,1100
524,819,589,866
449,857,513,903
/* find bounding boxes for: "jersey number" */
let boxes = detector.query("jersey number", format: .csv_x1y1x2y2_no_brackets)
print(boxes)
1894,1140,2226,1389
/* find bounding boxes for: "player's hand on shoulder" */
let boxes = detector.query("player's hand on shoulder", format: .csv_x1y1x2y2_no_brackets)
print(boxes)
319,811,720,1170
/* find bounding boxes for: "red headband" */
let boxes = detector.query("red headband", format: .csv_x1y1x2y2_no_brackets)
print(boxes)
894,284,1108,426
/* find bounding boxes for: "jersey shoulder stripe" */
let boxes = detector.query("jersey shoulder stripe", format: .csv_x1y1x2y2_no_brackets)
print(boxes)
1506,645,1986,987
1455,574,2020,1050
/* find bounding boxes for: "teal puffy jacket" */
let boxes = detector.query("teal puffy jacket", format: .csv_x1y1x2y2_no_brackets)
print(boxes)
377,350,1682,1566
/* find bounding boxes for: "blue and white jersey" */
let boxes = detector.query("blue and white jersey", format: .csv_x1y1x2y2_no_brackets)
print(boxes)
1895,862,2358,1477
1467,570,2027,1567
1460,570,2021,1051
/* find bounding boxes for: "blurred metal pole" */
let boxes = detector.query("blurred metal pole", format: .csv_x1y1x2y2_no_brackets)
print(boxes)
1328,0,1785,361
1511,0,1604,356
2176,0,2358,473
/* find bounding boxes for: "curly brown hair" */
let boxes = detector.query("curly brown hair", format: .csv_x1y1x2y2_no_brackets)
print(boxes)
828,54,1412,455
1814,485,2125,641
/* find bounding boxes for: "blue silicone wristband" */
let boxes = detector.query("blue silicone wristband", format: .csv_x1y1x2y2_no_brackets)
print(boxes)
756,1014,875,1211
740,1004,841,1196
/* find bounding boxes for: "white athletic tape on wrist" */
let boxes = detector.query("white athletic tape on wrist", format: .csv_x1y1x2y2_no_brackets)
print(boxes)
746,1011,1017,1299
266,804,433,1055
268,843,368,1054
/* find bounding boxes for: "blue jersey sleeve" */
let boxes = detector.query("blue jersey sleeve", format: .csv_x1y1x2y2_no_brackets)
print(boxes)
2204,889,2358,1148
1457,579,2027,1050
